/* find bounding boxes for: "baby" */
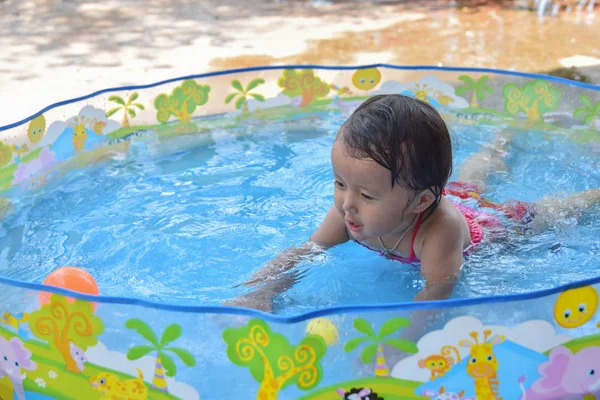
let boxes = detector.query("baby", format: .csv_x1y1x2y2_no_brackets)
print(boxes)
229,94,600,312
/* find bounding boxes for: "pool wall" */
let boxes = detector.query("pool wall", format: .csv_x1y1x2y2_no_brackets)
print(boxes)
0,65,599,399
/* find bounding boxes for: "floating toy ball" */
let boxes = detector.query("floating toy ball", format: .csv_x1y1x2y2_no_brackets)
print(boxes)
306,317,339,346
40,266,99,306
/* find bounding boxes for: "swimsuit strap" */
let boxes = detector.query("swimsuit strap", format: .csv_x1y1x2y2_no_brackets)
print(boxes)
409,212,425,259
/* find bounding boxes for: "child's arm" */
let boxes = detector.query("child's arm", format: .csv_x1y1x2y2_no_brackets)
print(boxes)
395,224,464,346
226,205,349,311
240,241,325,288
414,223,464,301
243,206,349,286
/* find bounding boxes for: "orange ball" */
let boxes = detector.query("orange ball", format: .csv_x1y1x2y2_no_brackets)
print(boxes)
40,266,99,306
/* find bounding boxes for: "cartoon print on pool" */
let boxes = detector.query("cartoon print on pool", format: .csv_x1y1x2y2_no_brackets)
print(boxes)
351,68,381,93
125,319,196,393
28,294,104,374
27,114,46,143
70,342,88,372
106,92,145,127
421,386,476,400
69,116,89,153
223,318,327,400
518,346,600,399
278,69,331,107
418,346,462,380
553,286,599,329
455,75,494,108
459,330,504,400
89,368,148,400
1,311,30,340
337,387,384,400
0,336,38,400
344,317,418,378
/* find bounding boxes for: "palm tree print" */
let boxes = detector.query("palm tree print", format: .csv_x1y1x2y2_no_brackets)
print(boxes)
224,78,266,113
106,92,145,127
126,319,196,393
574,95,600,127
455,75,494,107
344,317,418,377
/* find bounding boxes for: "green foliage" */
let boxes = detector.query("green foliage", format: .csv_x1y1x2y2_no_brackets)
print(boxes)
224,93,238,104
382,338,419,354
29,294,104,352
105,107,122,118
353,318,376,338
224,78,266,111
154,80,210,123
378,317,411,340
231,80,244,92
455,75,493,107
574,95,600,125
455,75,476,95
127,345,155,360
235,96,246,110
223,318,326,391
277,69,330,106
291,334,327,390
361,342,379,364
107,92,145,126
164,346,196,366
344,336,370,353
344,317,417,368
108,95,126,106
29,294,104,372
503,80,561,121
125,319,197,378
125,318,159,347
246,79,264,92
161,352,177,377
0,142,12,167
250,93,265,102
160,324,183,346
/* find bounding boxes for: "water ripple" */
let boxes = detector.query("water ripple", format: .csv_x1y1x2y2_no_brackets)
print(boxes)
0,119,597,310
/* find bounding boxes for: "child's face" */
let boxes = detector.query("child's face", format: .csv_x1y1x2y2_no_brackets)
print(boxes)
331,139,419,241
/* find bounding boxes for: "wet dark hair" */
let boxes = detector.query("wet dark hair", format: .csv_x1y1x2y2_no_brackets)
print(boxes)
339,94,452,215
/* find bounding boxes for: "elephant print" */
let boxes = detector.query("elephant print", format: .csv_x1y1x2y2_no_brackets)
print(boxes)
519,345,600,399
0,336,37,400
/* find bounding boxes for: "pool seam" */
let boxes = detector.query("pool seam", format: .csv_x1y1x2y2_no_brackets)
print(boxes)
1,63,599,131
3,273,600,322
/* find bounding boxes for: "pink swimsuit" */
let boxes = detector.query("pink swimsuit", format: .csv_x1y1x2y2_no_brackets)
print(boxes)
354,181,535,264
355,212,427,264
355,204,484,265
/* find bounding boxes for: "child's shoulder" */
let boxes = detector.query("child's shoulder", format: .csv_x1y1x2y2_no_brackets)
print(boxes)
424,197,466,228
414,197,472,253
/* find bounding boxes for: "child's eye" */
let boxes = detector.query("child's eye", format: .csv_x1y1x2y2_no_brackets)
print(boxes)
361,193,375,200
334,180,345,188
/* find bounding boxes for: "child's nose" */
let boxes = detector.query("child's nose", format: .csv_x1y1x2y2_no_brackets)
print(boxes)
343,194,358,213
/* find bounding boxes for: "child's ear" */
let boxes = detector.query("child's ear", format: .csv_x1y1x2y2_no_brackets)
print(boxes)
412,189,436,213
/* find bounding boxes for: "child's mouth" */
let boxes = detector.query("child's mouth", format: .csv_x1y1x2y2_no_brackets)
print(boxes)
346,220,362,232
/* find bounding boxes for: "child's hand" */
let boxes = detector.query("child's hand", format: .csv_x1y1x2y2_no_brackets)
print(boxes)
223,287,276,313
242,242,325,287
224,270,305,313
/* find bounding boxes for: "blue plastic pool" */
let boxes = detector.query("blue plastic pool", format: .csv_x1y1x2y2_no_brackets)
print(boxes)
0,65,599,399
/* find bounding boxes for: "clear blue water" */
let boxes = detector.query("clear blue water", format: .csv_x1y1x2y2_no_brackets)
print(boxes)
0,112,598,315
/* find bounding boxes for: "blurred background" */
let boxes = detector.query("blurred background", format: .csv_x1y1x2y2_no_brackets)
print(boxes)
0,0,598,127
